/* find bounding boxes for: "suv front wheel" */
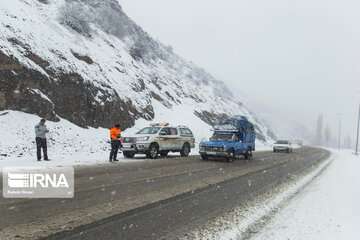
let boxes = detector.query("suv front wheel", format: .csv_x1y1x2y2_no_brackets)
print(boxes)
123,151,135,159
180,143,191,157
147,143,159,159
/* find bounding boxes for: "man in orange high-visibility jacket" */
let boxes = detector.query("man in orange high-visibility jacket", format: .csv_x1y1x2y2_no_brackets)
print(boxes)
109,124,122,162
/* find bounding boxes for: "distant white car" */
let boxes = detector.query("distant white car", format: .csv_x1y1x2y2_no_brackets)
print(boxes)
273,140,293,153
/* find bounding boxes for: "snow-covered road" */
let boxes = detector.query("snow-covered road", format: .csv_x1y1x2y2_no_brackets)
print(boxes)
253,149,360,240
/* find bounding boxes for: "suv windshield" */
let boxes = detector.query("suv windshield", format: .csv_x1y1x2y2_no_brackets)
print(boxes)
276,140,289,144
137,127,161,135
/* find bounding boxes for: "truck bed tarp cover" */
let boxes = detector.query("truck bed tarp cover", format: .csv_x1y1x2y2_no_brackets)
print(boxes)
214,116,254,132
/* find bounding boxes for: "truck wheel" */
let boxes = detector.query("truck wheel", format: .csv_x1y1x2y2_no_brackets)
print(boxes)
147,143,159,159
160,151,169,158
201,154,208,161
180,143,191,157
123,151,135,159
227,149,235,162
244,150,252,160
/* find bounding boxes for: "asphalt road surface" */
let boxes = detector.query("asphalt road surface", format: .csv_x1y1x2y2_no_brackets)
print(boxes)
0,147,330,240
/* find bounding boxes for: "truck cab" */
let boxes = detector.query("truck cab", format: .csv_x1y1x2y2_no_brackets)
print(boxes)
199,116,256,162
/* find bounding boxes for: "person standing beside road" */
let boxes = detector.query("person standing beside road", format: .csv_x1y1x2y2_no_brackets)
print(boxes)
35,119,50,161
109,124,122,162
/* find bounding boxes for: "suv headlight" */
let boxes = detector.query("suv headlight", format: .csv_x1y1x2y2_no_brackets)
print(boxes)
137,136,150,142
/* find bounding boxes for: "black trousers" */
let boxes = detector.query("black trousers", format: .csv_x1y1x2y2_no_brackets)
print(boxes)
110,140,121,161
36,137,48,160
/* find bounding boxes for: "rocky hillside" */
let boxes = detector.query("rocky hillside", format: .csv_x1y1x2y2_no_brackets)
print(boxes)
0,0,275,142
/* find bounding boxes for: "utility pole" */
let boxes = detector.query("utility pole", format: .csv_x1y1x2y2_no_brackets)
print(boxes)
338,114,342,151
355,104,360,155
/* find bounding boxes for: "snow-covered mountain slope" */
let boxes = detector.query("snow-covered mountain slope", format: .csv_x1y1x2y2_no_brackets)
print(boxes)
0,0,276,161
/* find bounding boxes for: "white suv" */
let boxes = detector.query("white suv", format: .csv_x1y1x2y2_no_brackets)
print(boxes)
121,124,195,159
273,140,293,153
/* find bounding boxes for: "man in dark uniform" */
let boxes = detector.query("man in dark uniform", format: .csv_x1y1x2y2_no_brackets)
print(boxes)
35,119,50,161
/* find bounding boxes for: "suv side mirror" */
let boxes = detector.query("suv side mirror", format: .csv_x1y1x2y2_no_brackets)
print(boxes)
159,131,167,136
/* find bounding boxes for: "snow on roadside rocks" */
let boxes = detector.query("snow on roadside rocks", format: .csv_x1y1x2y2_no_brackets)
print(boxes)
0,110,110,167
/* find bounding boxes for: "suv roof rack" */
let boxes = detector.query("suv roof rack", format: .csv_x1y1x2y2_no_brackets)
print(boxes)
150,122,170,127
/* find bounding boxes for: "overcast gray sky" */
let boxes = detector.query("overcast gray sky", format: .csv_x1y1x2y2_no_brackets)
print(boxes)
120,0,360,143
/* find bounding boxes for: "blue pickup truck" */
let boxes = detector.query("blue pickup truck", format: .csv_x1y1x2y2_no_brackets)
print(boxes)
199,116,256,162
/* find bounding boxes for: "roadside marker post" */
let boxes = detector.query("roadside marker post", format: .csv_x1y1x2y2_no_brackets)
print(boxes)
355,104,360,156
338,114,342,151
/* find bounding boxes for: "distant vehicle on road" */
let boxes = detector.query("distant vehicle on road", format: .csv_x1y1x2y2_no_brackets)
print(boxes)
199,116,256,162
293,139,304,146
273,140,293,153
122,123,195,159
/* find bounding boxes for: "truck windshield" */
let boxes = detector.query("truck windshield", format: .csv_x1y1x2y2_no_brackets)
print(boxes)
137,127,161,134
210,133,238,141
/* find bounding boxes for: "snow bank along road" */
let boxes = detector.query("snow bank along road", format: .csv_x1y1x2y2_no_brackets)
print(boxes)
253,149,359,240
0,147,330,240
